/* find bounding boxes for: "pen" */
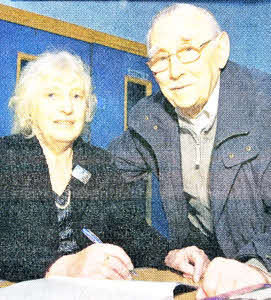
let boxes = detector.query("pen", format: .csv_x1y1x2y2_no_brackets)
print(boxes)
82,227,137,276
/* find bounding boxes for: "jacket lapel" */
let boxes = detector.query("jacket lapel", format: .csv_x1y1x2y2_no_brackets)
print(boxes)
70,138,92,218
20,136,52,196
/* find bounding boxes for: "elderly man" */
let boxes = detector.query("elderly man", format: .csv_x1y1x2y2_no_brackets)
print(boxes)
109,3,271,298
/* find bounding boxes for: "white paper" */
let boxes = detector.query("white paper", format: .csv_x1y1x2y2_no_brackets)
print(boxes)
0,277,178,300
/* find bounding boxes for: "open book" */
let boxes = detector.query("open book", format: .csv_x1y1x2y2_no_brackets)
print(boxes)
0,277,196,300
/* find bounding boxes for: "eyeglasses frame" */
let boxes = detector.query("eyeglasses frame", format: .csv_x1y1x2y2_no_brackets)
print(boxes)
147,37,217,74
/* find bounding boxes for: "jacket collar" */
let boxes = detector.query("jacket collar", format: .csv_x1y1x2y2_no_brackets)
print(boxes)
129,91,178,136
20,135,92,178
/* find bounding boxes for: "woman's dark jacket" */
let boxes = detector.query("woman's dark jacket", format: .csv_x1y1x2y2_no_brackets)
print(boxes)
0,134,168,282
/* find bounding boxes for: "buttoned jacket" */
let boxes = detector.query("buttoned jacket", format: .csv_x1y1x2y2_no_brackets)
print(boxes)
109,61,271,270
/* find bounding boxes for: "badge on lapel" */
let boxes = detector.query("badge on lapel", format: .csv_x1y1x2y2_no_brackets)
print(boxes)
72,165,91,184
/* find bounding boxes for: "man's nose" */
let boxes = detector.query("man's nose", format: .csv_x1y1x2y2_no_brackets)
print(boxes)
168,55,184,80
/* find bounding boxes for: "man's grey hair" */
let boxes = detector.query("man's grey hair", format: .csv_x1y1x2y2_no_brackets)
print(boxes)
9,51,97,139
146,3,222,57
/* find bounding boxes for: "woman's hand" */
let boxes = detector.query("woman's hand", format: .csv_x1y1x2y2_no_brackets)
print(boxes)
165,246,210,283
46,243,134,280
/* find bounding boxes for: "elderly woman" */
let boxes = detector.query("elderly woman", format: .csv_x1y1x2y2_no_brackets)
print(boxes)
0,51,169,282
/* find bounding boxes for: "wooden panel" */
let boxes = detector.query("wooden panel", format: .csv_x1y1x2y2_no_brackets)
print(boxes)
16,52,37,81
0,4,147,57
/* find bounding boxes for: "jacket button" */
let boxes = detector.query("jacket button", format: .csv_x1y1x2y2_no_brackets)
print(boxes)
153,125,158,130
229,153,234,159
245,145,251,152
145,116,149,120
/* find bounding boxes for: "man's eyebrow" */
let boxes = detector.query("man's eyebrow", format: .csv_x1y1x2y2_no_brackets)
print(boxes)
149,37,195,58
148,45,160,58
149,49,170,61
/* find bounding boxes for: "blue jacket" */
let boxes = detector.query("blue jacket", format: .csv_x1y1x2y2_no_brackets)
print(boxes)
109,61,271,271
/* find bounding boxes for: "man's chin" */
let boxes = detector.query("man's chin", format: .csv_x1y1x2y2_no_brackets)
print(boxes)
162,90,198,109
172,98,197,110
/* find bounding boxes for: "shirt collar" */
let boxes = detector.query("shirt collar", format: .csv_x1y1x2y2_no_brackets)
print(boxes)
176,79,220,134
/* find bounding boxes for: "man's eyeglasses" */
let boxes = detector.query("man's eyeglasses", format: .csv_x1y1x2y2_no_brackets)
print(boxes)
147,39,214,74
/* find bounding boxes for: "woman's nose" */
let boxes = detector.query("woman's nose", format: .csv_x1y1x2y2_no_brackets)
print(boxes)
59,96,73,114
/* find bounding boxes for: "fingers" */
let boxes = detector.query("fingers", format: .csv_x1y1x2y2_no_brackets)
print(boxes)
81,243,134,280
47,243,134,280
102,253,132,280
201,257,269,297
189,248,210,283
165,249,195,275
165,246,210,283
101,243,134,272
182,273,193,279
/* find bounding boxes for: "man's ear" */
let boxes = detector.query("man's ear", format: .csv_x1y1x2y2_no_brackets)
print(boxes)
216,31,230,69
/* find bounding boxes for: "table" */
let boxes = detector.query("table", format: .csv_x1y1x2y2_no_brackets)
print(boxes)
0,268,198,299
134,268,198,299
0,280,14,288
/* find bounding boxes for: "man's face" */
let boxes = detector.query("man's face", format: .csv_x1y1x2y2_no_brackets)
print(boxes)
149,16,229,117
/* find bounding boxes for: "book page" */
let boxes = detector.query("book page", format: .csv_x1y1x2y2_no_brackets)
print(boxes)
0,277,179,300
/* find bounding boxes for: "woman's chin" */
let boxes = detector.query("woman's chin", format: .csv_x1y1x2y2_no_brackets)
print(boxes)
51,134,79,145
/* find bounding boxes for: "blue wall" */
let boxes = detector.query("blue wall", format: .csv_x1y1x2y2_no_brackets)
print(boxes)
196,1,271,73
91,43,159,148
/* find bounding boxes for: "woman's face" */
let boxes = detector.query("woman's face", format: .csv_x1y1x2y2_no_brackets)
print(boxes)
31,70,88,148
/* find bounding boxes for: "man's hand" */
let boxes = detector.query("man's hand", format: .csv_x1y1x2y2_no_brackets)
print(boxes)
196,257,271,299
46,243,134,280
165,246,210,283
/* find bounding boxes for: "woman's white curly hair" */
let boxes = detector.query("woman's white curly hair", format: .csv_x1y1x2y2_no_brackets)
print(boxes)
9,51,97,138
